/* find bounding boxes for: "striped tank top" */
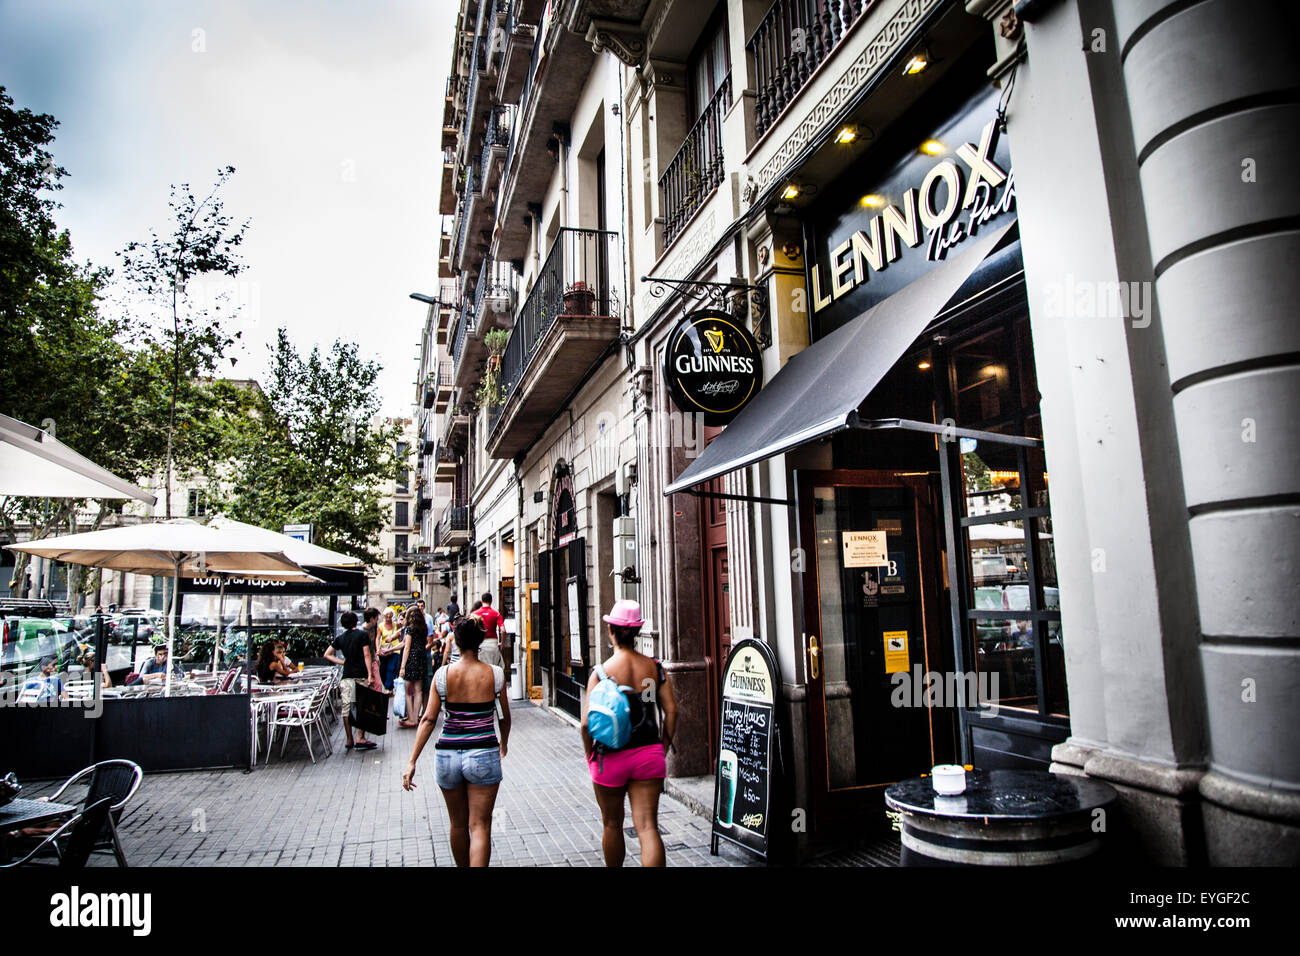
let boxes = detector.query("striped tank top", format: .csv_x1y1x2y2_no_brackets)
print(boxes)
434,663,504,750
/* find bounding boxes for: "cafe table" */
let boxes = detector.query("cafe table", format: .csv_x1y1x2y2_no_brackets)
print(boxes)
0,797,79,863
884,768,1117,867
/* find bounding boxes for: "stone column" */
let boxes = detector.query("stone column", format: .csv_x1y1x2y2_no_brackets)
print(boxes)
1111,0,1300,865
1002,0,1208,862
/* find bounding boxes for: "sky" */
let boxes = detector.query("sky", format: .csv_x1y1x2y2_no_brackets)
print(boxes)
0,0,457,417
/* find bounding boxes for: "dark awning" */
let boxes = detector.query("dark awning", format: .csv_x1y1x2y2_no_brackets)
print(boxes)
665,221,1015,495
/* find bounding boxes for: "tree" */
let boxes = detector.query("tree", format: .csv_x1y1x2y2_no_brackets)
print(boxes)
117,166,250,518
0,88,165,600
219,329,399,566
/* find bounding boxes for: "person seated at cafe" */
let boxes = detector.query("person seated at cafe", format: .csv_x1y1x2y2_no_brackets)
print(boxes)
139,643,185,684
21,656,65,701
256,640,297,683
78,647,112,689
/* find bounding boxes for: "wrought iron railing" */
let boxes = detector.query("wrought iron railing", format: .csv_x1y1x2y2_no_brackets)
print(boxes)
747,0,867,139
499,14,543,209
436,505,470,547
450,302,471,371
480,105,514,181
660,74,731,248
487,228,620,437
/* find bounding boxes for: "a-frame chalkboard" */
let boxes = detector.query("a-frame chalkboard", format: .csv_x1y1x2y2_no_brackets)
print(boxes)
710,638,787,863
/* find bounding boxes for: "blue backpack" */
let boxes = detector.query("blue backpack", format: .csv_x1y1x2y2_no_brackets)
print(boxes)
587,662,632,750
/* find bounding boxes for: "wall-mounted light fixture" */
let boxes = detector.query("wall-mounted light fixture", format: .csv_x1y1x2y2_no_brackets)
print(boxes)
902,48,931,75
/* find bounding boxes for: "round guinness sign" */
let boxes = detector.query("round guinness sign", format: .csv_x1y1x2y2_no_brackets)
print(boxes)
663,308,763,425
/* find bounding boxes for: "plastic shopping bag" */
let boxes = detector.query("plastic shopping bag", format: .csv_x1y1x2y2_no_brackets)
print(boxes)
392,677,407,719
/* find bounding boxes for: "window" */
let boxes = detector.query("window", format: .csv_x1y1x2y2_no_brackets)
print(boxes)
952,316,1065,719
688,6,730,124
395,501,410,527
395,534,408,558
396,443,410,493
394,565,409,593
187,488,208,518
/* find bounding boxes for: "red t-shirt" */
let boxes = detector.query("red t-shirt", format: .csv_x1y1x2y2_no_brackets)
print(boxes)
477,605,502,642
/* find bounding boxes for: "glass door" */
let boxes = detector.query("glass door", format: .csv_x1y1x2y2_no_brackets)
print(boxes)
797,469,951,826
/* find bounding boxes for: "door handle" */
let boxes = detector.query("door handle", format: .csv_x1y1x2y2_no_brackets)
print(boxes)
808,635,820,680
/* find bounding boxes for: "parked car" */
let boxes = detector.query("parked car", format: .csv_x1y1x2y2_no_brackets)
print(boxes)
0,616,84,683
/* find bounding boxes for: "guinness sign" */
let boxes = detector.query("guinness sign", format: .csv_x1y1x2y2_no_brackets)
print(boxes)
663,308,762,425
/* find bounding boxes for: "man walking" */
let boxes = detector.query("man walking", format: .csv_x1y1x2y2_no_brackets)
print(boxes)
476,592,504,672
324,610,377,750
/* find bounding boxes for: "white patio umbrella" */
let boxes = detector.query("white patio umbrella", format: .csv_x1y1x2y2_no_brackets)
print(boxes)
205,517,364,567
0,412,156,504
201,519,362,674
5,519,309,696
966,523,1052,547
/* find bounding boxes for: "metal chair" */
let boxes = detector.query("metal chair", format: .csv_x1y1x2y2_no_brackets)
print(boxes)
43,759,142,866
0,798,116,868
265,686,330,764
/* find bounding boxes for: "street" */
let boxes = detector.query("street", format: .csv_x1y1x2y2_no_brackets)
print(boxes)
31,700,764,867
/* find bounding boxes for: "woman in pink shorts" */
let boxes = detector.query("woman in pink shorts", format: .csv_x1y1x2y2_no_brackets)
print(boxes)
581,600,677,867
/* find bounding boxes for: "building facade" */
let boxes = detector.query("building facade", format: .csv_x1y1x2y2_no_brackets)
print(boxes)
368,417,423,609
414,0,1299,864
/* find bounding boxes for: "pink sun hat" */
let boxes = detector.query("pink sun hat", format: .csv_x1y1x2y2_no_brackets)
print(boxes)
602,600,645,628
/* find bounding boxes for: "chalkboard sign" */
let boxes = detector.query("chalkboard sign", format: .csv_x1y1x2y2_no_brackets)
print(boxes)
711,638,784,862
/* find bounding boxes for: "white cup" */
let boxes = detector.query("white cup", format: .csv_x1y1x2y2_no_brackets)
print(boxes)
931,764,966,795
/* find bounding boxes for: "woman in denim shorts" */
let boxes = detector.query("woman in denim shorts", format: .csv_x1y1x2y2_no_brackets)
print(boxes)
402,616,510,867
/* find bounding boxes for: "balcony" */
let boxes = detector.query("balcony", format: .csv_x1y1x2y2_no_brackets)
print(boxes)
456,160,489,273
433,360,454,411
473,258,517,337
443,399,472,450
495,19,595,262
440,145,457,215
451,302,486,391
747,0,869,140
486,227,621,458
436,505,470,549
480,105,514,198
497,0,539,103
433,441,458,482
660,74,730,249
439,215,455,278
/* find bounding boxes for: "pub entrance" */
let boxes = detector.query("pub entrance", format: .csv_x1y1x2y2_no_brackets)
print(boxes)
797,469,956,828
539,461,588,720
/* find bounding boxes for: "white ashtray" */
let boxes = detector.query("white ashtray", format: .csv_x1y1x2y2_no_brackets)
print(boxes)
931,764,966,795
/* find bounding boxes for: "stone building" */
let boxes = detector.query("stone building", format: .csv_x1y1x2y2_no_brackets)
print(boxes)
413,0,1298,864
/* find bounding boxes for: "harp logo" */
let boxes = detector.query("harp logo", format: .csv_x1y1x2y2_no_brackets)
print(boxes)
703,329,725,353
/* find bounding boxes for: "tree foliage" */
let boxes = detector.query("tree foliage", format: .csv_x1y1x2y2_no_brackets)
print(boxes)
219,329,399,567
116,165,250,518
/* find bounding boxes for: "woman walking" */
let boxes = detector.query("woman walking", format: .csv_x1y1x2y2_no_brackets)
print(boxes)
402,616,510,867
396,608,428,728
581,600,677,867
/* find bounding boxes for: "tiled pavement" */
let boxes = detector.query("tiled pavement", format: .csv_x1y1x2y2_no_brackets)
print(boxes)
28,698,761,867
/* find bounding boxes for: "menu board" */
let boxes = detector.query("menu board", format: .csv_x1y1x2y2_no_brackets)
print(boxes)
712,639,783,861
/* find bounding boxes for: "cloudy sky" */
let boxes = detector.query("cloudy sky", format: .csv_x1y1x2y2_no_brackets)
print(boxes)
0,0,455,416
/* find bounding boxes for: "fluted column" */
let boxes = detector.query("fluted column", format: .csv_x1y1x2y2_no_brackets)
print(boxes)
1113,0,1300,865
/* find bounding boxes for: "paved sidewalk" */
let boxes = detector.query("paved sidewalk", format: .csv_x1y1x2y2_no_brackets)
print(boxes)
32,698,759,867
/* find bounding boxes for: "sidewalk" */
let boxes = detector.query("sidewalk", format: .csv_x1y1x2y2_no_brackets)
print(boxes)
35,698,760,867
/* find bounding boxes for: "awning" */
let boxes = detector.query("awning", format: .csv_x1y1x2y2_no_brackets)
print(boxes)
665,221,1016,495
0,412,157,505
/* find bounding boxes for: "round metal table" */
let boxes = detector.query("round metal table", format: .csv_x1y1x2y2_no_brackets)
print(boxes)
885,769,1117,867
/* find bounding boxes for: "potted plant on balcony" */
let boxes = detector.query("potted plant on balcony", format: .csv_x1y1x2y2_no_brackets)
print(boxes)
563,280,596,316
475,328,511,410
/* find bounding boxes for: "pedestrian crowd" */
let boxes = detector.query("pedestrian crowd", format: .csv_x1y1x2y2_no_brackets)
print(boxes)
318,593,674,869
324,593,676,866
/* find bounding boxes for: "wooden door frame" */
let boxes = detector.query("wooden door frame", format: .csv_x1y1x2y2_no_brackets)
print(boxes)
796,468,946,829
525,582,542,699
